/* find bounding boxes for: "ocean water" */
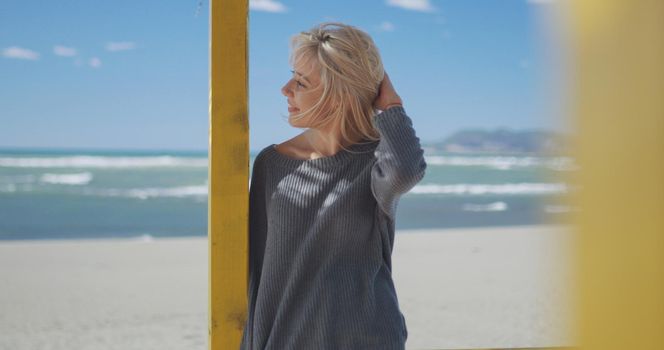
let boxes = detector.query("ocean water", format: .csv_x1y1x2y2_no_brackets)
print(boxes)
0,148,578,241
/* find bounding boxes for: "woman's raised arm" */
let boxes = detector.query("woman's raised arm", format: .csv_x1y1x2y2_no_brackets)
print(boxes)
370,72,427,218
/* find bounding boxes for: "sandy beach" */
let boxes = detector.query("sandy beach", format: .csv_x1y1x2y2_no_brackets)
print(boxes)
0,224,576,350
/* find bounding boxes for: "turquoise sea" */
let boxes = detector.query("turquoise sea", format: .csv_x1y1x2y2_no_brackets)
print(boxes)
0,147,578,241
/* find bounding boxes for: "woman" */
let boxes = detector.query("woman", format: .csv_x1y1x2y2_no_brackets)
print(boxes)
241,22,427,350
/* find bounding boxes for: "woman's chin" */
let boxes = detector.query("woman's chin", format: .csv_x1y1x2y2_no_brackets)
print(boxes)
288,115,310,128
287,115,298,126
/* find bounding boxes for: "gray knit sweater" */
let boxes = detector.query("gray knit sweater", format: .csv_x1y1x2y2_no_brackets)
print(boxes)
240,106,427,350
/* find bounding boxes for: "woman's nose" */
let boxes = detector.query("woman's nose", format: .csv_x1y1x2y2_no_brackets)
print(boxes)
281,80,293,97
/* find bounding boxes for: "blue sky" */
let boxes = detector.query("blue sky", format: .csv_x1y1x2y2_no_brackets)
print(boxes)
0,0,565,152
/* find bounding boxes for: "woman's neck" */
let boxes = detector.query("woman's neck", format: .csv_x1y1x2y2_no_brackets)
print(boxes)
302,127,363,159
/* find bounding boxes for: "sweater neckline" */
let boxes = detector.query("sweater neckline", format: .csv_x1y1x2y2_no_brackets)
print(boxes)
264,139,378,168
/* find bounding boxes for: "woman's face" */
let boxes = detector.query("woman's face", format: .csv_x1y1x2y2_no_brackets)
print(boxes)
281,56,325,127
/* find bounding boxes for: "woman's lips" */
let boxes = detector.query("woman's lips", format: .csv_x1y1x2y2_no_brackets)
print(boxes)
288,106,299,112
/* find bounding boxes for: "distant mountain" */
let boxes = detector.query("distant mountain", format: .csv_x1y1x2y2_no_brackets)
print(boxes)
423,128,572,155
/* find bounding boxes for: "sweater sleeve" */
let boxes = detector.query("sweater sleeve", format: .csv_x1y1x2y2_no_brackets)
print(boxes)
370,105,427,219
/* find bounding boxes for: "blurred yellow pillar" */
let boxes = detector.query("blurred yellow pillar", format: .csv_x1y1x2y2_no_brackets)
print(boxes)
567,1,664,349
208,0,249,349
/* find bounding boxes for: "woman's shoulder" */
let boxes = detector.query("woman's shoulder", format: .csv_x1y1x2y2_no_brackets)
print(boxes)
254,145,275,165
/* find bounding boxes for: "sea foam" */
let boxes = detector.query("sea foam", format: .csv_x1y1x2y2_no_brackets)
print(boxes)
424,155,578,171
39,172,93,185
410,182,570,195
462,201,509,212
0,156,207,168
82,185,208,200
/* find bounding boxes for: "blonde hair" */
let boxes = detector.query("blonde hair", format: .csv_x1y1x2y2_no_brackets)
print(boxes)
287,22,385,151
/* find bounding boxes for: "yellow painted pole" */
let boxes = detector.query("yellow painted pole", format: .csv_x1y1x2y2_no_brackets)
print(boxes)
566,1,664,350
208,0,248,349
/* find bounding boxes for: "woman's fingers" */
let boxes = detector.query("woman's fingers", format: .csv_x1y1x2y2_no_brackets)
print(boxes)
373,71,403,111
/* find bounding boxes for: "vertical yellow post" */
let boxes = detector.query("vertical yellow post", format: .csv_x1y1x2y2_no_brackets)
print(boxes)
208,0,248,349
567,1,664,349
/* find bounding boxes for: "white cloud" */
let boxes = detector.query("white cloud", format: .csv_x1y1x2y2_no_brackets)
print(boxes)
2,46,40,60
89,57,102,68
527,0,556,4
386,0,435,12
53,45,77,57
250,0,287,13
377,21,396,32
105,41,136,52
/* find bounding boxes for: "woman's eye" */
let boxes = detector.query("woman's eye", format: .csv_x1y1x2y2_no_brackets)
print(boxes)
290,70,305,88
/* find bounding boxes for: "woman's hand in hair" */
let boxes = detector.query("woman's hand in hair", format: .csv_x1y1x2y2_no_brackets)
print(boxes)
373,72,403,112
